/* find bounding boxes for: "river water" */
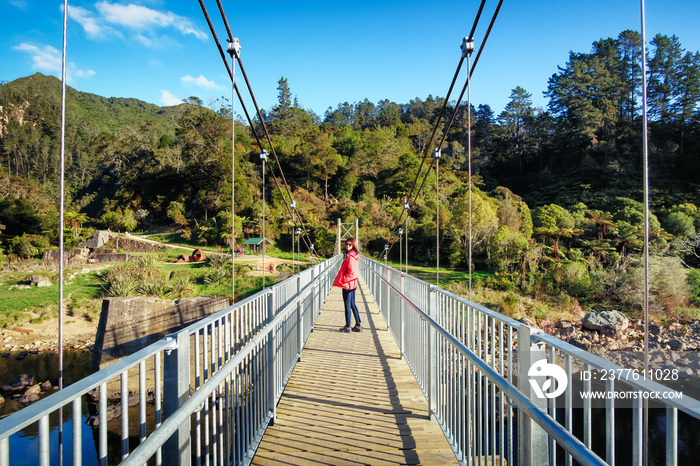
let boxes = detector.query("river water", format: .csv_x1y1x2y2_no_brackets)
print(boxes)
0,350,125,465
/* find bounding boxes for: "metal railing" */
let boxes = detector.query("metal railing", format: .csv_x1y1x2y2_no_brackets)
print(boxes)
360,257,700,466
0,255,341,466
3,253,697,466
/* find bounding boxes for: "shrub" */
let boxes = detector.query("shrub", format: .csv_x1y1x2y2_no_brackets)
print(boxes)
688,269,700,305
615,255,691,313
560,262,591,297
101,264,139,296
169,271,195,299
203,267,230,285
8,234,36,258
102,258,190,298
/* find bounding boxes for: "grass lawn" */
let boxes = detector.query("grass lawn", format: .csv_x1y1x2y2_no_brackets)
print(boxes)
0,269,105,325
383,259,493,284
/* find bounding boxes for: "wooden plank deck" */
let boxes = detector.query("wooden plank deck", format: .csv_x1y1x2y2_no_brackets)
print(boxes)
251,280,459,465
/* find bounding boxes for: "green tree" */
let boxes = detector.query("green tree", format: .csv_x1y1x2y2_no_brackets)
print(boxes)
648,34,682,123
306,130,343,203
533,204,576,260
585,209,616,240
65,211,89,239
167,201,187,226
497,87,535,174
448,188,499,260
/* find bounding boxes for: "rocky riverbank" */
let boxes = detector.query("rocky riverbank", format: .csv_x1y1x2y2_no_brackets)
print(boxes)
530,310,700,384
536,310,700,352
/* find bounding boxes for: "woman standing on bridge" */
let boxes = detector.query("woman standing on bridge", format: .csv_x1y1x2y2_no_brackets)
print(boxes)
333,238,362,333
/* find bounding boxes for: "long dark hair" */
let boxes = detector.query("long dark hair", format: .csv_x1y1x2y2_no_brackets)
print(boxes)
345,237,359,255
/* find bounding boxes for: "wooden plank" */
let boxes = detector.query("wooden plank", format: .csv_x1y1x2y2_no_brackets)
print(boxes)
251,281,459,465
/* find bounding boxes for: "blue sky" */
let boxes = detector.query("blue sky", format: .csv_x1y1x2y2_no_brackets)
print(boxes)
3,0,700,117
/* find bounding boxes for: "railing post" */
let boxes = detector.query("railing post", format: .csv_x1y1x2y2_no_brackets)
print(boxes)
297,275,303,361
163,330,191,466
0,437,7,466
312,266,318,319
427,285,438,422
400,271,405,359
516,325,548,466
267,289,277,426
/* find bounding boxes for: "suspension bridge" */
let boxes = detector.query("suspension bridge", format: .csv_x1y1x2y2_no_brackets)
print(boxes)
0,255,698,465
3,0,696,464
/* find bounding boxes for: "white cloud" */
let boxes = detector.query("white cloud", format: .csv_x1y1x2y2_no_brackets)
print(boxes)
73,67,97,79
9,0,28,9
66,2,207,47
67,4,116,40
13,43,95,82
181,75,224,90
13,43,61,72
95,1,208,41
160,90,183,106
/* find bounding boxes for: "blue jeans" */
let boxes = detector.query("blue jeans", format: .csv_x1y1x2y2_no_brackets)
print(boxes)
342,288,361,327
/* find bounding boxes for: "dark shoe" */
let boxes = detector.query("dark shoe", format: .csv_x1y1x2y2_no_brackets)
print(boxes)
339,325,351,333
352,324,362,332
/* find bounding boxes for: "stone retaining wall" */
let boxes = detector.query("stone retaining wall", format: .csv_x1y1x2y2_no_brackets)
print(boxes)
90,296,229,372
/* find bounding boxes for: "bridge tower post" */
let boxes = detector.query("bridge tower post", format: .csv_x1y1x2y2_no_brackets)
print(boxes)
336,218,359,255
516,325,548,465
336,218,341,255
427,285,438,422
355,218,360,252
163,330,191,466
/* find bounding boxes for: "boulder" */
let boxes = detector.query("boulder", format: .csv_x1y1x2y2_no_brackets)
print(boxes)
15,384,41,404
1,374,35,392
582,310,629,334
30,275,52,287
519,317,536,327
667,339,685,351
84,230,110,249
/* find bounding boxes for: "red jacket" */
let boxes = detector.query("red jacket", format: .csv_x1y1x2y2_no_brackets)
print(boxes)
333,250,359,290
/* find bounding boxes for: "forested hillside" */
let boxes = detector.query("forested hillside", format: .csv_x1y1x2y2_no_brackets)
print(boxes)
1,31,700,320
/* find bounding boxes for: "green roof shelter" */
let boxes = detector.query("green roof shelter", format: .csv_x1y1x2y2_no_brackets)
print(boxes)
241,237,273,253
242,237,273,246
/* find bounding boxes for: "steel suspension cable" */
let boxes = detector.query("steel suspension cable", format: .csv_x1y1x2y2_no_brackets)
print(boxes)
199,0,315,254
403,0,504,238
261,151,268,288
386,0,494,261
197,0,262,141
467,47,473,300
58,1,68,463
397,0,489,229
436,0,503,151
640,0,651,463
214,3,317,254
228,40,240,300
215,0,295,205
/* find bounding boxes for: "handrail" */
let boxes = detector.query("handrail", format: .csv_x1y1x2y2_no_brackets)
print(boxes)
0,254,342,466
360,256,700,466
122,297,289,466
533,332,700,418
0,337,176,439
370,266,607,466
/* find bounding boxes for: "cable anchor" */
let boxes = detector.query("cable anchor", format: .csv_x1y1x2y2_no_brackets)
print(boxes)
461,37,475,58
227,37,242,58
